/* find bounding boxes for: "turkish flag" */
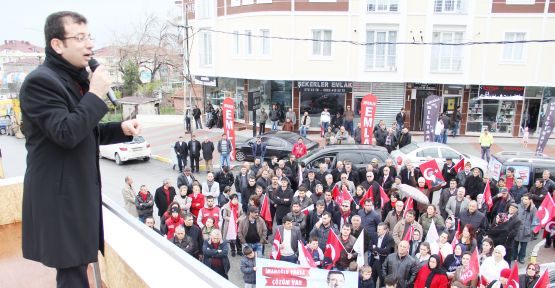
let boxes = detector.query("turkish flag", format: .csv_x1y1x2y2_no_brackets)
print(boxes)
331,184,340,200
298,240,317,268
420,159,445,186
459,248,480,285
335,185,353,206
506,261,520,288
403,225,414,241
323,229,345,270
379,185,390,209
452,230,460,251
533,270,550,288
260,195,273,228
403,197,414,218
271,228,281,260
301,205,314,216
359,185,375,207
453,158,465,173
483,180,493,212
534,193,555,233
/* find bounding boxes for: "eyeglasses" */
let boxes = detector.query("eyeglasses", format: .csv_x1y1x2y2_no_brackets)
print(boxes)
62,34,94,42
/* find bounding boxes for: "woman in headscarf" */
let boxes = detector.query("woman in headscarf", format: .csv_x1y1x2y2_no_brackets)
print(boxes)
413,254,449,288
480,245,509,285
451,252,479,288
518,263,540,288
443,244,464,278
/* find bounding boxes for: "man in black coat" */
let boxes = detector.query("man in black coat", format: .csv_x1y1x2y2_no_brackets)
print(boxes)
487,203,521,262
154,179,177,222
397,128,412,149
188,134,202,173
201,137,215,173
270,178,294,225
215,166,234,193
192,105,202,129
174,136,188,172
19,11,141,287
369,223,395,287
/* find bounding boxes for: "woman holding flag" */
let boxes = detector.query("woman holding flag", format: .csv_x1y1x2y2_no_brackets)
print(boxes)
450,252,479,288
221,194,243,257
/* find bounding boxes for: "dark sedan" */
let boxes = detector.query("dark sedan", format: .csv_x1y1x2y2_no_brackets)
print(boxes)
234,131,319,162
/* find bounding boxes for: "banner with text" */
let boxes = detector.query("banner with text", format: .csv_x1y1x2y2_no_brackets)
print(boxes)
423,95,442,142
536,101,555,155
222,97,236,160
255,258,358,288
360,94,378,145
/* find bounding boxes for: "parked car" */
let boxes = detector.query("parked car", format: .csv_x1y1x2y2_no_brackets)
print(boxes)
487,151,555,189
234,131,319,162
390,142,488,174
299,145,391,171
99,136,151,165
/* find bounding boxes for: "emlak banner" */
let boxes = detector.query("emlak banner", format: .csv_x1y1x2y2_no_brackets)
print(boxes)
423,95,442,142
256,258,358,288
360,94,378,145
222,97,236,160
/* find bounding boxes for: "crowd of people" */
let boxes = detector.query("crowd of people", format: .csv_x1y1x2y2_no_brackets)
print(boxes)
122,138,555,287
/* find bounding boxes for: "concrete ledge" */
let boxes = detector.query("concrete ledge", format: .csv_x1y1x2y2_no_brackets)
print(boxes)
0,176,24,225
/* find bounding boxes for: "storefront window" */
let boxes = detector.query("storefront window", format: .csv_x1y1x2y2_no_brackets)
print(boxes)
466,85,522,135
300,92,345,127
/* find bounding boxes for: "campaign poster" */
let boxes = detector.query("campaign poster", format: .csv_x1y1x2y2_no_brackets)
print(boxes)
423,95,442,142
222,97,236,160
360,94,378,145
255,258,358,288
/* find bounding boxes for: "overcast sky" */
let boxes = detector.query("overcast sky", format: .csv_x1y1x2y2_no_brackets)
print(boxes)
1,0,179,48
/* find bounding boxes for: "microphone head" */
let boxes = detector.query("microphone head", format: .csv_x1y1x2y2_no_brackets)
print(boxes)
88,58,100,71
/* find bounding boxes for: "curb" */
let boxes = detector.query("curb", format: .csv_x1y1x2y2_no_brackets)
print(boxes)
152,154,171,164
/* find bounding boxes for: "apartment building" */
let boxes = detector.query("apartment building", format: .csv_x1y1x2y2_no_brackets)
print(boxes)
184,0,555,137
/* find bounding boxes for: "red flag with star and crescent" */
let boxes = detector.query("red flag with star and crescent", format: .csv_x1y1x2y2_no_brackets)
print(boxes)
533,269,550,288
453,158,465,173
260,195,273,228
420,159,445,187
331,184,340,200
359,185,375,207
335,185,353,206
323,229,345,270
506,261,520,288
483,180,493,212
534,193,555,233
403,197,414,218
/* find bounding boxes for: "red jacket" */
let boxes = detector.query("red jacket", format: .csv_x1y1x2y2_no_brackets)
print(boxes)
198,206,221,229
413,265,449,288
292,143,307,158
165,216,184,239
189,193,205,219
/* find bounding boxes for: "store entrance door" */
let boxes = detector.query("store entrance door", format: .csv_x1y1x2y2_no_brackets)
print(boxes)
410,90,430,131
442,96,460,117
522,99,542,133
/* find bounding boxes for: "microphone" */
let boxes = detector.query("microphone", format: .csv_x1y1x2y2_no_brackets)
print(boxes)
88,58,119,106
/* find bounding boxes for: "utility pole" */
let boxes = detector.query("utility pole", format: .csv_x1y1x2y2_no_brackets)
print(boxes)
177,0,193,141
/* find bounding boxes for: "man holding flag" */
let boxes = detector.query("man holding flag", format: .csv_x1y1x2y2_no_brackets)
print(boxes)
392,210,423,245
334,224,358,271
310,212,339,253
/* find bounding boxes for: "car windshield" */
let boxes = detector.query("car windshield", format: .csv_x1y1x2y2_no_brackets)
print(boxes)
128,136,145,144
399,143,418,154
298,146,324,161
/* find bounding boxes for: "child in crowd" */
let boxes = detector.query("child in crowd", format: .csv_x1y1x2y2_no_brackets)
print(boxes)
358,265,374,288
240,246,257,288
305,237,324,268
384,275,398,288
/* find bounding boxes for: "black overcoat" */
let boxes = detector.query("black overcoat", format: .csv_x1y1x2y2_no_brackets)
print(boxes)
20,62,130,268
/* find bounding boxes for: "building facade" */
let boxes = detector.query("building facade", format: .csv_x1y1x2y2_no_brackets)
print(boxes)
183,0,555,137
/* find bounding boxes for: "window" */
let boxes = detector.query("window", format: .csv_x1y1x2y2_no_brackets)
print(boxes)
338,152,365,165
416,148,440,158
502,32,525,62
245,30,253,55
440,148,461,160
366,30,397,70
431,31,464,72
367,0,399,12
260,29,271,56
233,31,240,56
312,29,332,57
434,0,465,13
199,31,212,66
264,137,283,147
196,0,214,19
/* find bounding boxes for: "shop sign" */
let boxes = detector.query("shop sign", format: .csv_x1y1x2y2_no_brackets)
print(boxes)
193,75,217,87
536,101,555,155
414,83,438,91
360,94,378,145
248,91,261,110
478,86,524,100
423,95,442,142
222,97,236,160
297,81,352,93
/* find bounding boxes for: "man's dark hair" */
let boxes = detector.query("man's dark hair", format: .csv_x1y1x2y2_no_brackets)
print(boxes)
229,193,238,200
206,195,214,200
322,211,332,219
282,215,293,223
144,216,155,224
384,275,398,286
327,270,345,282
44,11,87,47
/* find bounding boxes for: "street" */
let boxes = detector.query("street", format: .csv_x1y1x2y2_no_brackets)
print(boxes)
1,123,553,286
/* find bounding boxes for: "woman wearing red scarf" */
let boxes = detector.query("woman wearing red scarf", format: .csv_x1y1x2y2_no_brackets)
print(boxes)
165,207,184,240
135,185,154,223
221,194,244,256
413,254,449,288
189,183,205,219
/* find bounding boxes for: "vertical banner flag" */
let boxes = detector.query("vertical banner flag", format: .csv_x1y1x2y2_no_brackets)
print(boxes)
536,101,555,155
483,180,493,212
425,219,440,255
360,94,378,145
423,95,442,142
222,97,236,160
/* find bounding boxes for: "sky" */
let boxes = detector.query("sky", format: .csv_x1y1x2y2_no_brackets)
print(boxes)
0,0,180,48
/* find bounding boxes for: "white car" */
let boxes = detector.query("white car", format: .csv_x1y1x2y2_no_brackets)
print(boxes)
391,142,488,175
99,136,151,165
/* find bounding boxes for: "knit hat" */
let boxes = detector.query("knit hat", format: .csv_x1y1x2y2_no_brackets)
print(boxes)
500,268,511,279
